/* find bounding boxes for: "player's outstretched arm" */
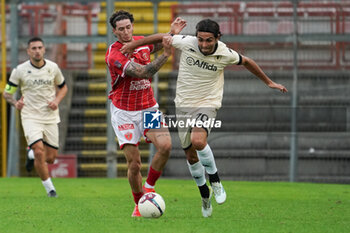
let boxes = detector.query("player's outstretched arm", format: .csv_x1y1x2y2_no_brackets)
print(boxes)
123,33,167,54
120,17,186,55
170,17,187,35
125,37,172,78
241,55,288,93
152,17,187,53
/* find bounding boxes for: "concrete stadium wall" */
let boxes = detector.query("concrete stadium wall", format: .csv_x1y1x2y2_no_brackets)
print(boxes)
162,70,350,183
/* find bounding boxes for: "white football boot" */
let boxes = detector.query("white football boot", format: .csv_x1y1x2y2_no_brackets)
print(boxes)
211,182,226,204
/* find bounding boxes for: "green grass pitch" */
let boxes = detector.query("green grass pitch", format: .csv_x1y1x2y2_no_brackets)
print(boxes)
0,178,349,233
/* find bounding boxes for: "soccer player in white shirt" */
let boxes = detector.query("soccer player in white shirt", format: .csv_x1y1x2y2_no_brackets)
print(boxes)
121,19,288,217
3,37,68,197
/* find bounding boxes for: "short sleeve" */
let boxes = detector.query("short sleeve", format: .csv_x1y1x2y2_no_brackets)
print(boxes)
54,65,65,86
227,48,241,65
172,35,196,50
106,48,130,78
9,68,21,86
223,45,241,66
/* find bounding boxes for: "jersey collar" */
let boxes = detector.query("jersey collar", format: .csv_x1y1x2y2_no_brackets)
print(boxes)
30,60,46,69
199,43,219,56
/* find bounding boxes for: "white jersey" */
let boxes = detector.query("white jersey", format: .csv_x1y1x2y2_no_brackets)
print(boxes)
9,59,65,123
172,35,241,109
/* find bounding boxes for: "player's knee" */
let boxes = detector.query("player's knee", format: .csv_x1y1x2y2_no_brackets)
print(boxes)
191,137,206,150
46,151,57,164
46,157,55,164
33,148,45,160
158,140,172,156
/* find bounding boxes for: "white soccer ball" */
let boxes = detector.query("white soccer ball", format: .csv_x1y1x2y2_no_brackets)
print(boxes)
138,192,166,218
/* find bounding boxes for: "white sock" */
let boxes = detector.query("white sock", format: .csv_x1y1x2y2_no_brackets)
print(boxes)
144,182,154,189
187,161,206,186
42,178,55,193
27,149,35,160
196,144,217,175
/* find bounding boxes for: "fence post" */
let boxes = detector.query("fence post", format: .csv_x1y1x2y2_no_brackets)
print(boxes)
1,0,7,177
106,0,117,178
289,0,299,182
7,3,20,177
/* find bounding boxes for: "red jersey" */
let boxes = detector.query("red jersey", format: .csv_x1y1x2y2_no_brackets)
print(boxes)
105,36,157,111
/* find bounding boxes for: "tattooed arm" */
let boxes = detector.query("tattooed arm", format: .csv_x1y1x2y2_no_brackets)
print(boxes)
125,54,170,78
152,42,164,54
3,92,24,110
124,36,172,78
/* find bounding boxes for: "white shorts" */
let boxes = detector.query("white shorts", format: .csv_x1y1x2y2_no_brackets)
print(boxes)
21,119,59,149
110,103,161,149
176,107,217,150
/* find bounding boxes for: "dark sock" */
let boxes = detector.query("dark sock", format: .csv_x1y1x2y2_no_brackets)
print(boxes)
198,184,210,198
209,172,220,184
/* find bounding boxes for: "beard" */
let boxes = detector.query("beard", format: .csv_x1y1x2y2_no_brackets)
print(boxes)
33,56,43,62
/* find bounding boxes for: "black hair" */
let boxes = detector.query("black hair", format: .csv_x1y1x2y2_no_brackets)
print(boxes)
109,10,134,28
27,37,44,46
195,19,221,38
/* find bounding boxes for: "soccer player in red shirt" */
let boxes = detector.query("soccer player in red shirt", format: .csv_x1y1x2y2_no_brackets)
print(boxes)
105,10,186,217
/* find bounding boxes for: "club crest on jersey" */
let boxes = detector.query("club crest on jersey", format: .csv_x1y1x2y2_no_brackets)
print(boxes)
142,52,149,61
124,132,133,141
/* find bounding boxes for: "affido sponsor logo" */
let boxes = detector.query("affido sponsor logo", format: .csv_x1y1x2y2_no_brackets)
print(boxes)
185,57,218,71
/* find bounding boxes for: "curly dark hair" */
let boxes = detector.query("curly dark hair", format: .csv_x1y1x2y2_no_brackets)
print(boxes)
195,19,221,38
109,10,134,28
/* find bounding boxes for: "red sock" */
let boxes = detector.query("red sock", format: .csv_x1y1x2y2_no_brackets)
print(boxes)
132,191,144,205
146,166,162,186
